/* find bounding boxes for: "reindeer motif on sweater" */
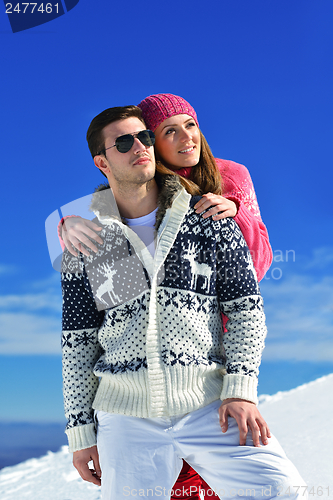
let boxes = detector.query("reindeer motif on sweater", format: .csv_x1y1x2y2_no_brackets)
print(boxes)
95,262,121,307
183,242,213,293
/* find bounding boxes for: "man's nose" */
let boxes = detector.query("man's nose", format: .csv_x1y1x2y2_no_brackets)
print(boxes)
133,137,148,153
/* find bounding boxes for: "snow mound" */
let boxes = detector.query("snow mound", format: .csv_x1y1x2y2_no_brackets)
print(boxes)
1,374,332,500
258,373,333,490
0,446,101,500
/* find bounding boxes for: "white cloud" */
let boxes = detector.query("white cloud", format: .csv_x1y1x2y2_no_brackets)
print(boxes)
262,340,333,362
261,249,333,361
0,264,17,275
303,246,333,270
0,293,61,312
29,272,61,289
0,313,61,355
0,273,62,355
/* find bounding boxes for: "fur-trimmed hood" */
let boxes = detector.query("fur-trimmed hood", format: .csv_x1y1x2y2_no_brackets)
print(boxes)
90,173,184,230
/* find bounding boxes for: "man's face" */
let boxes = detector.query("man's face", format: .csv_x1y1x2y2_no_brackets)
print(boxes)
96,117,156,190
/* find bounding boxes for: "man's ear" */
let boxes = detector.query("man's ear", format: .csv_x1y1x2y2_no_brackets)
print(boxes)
94,155,110,176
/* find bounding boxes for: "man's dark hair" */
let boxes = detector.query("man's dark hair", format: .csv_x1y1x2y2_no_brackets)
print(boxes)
86,105,146,158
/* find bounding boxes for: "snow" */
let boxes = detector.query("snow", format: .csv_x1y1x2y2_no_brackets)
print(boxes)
258,373,333,490
1,374,332,500
0,447,101,500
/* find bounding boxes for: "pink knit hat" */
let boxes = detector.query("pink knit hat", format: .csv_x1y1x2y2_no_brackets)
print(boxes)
137,93,199,132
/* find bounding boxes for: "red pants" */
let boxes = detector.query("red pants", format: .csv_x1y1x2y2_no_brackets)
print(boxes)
171,461,219,500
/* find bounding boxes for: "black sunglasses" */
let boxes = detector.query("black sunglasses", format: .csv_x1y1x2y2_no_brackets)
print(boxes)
98,130,155,155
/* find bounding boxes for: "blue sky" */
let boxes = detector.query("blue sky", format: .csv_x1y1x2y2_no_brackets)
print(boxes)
0,1,332,423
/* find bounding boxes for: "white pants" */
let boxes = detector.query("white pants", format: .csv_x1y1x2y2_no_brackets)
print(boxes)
96,400,307,500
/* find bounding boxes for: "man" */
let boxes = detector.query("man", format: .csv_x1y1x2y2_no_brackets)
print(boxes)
61,105,307,499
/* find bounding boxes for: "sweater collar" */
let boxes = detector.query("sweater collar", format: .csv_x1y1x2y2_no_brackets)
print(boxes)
90,174,184,230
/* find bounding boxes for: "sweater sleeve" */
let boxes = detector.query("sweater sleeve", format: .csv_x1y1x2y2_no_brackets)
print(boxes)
61,251,104,452
214,217,267,405
215,158,272,281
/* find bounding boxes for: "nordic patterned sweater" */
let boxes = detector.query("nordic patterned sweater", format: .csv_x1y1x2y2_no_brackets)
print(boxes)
61,175,267,452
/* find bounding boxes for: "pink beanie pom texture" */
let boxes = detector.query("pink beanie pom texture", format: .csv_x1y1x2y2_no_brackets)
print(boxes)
137,93,199,132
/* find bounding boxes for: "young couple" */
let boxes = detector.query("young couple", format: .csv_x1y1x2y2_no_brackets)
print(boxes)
60,94,307,499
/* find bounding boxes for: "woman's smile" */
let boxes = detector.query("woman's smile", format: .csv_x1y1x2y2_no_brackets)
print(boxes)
154,114,201,170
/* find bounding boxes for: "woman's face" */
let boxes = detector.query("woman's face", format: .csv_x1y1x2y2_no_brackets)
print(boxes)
154,114,201,170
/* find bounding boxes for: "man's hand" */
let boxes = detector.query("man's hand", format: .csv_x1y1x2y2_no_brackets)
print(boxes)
219,399,271,447
73,445,101,486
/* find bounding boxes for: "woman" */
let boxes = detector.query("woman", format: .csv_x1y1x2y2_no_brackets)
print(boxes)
59,94,272,500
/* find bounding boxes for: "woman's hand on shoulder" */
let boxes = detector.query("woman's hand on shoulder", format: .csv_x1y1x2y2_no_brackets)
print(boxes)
194,193,238,220
62,217,103,257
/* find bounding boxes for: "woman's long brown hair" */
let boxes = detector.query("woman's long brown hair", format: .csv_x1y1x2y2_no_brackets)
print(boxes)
155,130,223,197
155,161,202,196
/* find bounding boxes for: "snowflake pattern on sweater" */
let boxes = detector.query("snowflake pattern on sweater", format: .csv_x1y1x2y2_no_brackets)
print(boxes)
61,180,267,452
